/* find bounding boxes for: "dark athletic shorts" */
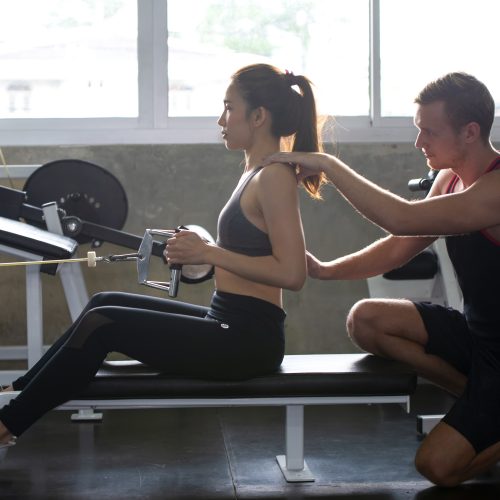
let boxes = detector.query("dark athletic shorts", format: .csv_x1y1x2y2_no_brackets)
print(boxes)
414,301,500,453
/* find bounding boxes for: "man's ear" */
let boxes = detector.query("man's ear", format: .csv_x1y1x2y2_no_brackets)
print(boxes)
463,121,481,143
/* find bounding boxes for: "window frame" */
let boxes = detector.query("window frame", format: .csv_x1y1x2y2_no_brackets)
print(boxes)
0,0,498,146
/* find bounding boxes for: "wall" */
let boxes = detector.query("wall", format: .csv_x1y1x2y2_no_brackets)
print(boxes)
0,143,434,361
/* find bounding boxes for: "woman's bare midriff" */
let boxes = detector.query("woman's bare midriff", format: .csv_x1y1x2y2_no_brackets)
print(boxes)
214,268,283,308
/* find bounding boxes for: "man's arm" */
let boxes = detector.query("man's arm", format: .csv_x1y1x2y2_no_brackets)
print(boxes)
309,234,436,280
265,152,500,237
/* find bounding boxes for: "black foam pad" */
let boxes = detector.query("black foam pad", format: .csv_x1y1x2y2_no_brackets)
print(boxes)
383,249,438,280
78,354,417,399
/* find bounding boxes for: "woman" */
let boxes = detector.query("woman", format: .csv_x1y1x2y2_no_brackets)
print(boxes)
0,63,326,453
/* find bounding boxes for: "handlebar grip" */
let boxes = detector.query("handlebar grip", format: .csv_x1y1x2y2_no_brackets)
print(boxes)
408,178,433,192
170,226,184,270
168,268,181,297
167,226,184,296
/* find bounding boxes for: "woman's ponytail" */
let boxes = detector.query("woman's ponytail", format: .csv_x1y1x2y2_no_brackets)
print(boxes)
232,64,328,199
286,74,326,199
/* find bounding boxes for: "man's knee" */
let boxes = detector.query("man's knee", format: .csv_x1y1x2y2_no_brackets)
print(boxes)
347,299,383,350
415,446,462,487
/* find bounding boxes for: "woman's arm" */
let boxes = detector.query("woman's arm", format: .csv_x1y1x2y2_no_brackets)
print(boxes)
264,152,500,236
166,163,307,291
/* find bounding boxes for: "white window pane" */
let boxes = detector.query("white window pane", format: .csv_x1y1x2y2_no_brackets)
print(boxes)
0,0,138,118
168,0,369,117
380,0,500,117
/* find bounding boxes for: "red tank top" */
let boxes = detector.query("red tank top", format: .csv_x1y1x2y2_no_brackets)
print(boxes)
445,156,500,341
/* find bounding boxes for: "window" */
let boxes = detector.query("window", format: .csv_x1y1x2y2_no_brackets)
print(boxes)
0,0,138,119
0,0,498,145
380,0,500,118
167,0,369,117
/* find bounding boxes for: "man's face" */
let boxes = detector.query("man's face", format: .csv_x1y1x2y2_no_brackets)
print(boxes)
414,101,465,170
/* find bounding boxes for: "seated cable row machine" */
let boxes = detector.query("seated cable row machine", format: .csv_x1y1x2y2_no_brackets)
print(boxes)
0,159,212,383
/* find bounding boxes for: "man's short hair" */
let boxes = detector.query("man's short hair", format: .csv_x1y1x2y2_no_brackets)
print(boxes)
415,72,495,143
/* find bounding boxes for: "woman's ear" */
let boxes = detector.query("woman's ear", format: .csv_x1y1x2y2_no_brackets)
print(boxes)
251,106,269,128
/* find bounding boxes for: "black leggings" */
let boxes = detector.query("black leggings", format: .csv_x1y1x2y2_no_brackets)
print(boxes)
0,291,285,437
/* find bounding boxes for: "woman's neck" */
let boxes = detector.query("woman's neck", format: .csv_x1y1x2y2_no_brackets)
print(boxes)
244,138,281,172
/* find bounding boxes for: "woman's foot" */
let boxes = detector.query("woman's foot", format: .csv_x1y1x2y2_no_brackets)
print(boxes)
0,391,18,461
0,437,16,461
0,422,16,462
0,424,16,461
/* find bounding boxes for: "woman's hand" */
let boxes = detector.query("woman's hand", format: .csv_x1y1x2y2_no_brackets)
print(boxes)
263,152,332,182
306,251,325,279
164,230,211,265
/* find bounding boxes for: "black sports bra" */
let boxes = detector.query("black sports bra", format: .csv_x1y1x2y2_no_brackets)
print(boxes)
216,167,273,256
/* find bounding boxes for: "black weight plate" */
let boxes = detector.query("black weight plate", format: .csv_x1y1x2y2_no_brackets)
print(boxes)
23,159,128,244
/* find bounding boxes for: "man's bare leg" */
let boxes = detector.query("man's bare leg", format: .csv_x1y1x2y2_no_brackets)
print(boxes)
347,298,466,396
416,422,500,486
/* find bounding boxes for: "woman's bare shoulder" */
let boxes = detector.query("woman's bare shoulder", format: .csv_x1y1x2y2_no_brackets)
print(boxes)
258,162,296,182
254,162,298,203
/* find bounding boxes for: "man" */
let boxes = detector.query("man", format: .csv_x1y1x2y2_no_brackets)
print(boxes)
264,72,500,486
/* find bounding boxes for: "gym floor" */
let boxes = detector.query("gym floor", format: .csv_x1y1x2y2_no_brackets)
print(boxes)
1,384,499,499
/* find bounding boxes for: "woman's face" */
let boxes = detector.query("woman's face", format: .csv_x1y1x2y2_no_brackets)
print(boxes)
217,83,253,151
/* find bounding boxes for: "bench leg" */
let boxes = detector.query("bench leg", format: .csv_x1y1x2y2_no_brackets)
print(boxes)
276,405,314,482
71,408,103,422
417,414,443,435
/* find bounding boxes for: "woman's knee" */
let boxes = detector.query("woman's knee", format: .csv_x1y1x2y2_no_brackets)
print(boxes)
66,308,114,350
88,291,125,308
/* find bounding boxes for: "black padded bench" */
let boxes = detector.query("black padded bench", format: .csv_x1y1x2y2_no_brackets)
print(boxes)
56,353,417,482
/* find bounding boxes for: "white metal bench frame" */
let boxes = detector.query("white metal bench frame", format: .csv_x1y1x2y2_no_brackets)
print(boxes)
57,393,411,482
